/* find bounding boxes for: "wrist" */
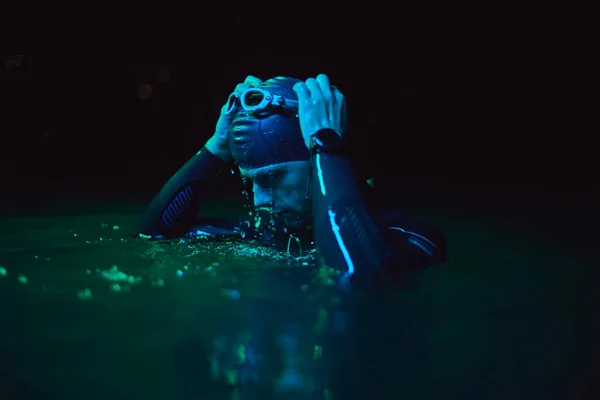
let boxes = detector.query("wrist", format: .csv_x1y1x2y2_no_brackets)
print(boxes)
205,135,232,162
308,128,345,156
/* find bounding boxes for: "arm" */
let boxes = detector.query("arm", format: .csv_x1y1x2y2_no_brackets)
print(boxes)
136,147,228,239
137,76,265,239
294,74,448,283
311,152,391,280
311,152,449,283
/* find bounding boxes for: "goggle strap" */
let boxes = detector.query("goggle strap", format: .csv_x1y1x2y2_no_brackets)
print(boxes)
271,95,298,109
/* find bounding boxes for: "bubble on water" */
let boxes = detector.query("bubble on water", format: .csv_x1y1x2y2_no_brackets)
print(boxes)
77,288,93,300
195,240,318,265
225,369,238,385
109,283,121,292
151,279,165,287
100,265,142,285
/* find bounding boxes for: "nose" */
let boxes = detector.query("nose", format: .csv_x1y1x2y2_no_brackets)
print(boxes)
252,183,273,209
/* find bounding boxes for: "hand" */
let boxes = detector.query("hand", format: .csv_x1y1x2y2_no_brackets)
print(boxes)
293,74,347,149
205,75,262,161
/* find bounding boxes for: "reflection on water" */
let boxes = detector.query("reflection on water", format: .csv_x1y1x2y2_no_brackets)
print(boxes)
0,210,597,399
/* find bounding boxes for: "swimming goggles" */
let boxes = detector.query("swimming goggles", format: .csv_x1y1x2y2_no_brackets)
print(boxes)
226,88,298,115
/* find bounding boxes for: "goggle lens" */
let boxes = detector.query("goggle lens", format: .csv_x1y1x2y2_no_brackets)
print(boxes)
243,90,266,107
225,88,297,115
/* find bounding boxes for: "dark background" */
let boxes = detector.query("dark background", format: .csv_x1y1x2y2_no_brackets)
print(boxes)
2,21,600,400
1,21,595,213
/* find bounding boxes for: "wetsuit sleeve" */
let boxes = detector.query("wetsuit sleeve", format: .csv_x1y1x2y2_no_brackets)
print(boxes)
136,147,229,239
311,152,392,281
310,153,449,283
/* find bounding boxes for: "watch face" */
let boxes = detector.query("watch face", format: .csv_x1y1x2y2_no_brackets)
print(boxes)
312,129,340,147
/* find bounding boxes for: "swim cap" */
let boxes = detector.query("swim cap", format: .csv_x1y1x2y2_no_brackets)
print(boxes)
229,76,310,170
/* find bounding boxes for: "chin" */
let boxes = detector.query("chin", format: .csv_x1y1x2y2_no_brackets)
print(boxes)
284,215,307,228
283,218,302,228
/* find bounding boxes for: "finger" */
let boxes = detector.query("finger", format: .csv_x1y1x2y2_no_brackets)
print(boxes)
234,83,251,94
316,74,332,97
224,92,240,115
293,82,310,103
341,101,349,131
244,75,262,87
332,85,344,102
305,78,322,99
333,86,347,129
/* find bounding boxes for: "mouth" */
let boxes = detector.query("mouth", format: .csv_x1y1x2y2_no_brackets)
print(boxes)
231,118,259,131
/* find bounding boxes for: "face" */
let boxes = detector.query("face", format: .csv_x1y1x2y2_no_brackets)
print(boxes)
239,161,312,228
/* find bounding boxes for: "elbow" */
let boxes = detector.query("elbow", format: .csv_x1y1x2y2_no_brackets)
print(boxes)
314,219,392,280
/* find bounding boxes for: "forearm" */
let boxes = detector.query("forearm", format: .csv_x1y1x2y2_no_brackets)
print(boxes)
136,147,229,238
311,152,391,280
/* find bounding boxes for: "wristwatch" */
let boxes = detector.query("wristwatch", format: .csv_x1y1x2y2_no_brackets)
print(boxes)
309,128,344,155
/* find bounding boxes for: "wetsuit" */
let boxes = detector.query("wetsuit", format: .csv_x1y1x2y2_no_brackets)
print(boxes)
136,147,449,284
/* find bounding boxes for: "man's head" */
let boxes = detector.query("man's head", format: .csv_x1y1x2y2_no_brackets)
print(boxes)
229,76,311,227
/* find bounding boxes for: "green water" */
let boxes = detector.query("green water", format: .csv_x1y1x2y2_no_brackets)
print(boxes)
0,198,598,399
